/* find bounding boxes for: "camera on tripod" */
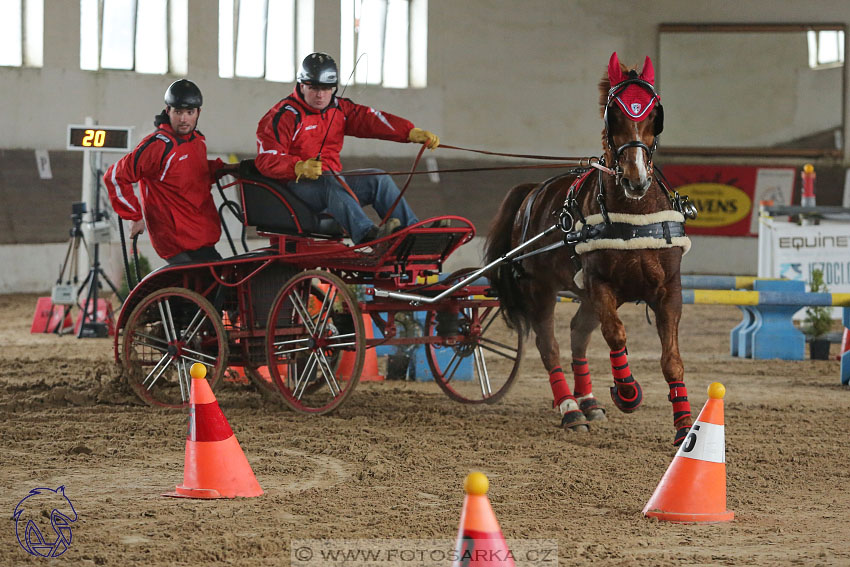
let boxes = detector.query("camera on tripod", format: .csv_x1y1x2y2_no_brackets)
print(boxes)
69,201,86,237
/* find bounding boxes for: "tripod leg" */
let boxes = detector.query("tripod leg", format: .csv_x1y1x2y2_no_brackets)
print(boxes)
97,267,124,302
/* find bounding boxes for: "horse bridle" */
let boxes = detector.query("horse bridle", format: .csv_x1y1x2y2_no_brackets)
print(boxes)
602,73,664,181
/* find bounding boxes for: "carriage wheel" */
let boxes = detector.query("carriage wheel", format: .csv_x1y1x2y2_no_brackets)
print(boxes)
122,287,228,408
266,270,364,415
424,305,522,404
247,282,344,399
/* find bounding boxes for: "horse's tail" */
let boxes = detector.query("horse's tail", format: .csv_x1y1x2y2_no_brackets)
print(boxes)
484,183,537,338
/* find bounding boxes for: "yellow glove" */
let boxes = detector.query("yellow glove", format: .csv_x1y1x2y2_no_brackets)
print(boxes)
408,127,440,150
294,158,323,181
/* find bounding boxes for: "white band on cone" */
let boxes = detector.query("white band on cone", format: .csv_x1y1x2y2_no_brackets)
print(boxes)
675,421,725,463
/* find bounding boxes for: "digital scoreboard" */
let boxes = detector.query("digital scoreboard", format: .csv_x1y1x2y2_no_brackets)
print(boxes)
67,125,133,152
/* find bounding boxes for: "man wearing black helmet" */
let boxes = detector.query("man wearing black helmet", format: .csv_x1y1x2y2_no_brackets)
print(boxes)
104,79,227,263
255,52,440,244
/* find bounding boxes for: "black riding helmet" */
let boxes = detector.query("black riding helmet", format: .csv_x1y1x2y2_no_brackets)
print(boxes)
296,53,338,87
164,79,203,109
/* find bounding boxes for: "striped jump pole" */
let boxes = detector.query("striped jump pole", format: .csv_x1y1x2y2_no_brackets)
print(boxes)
681,289,850,307
680,275,786,290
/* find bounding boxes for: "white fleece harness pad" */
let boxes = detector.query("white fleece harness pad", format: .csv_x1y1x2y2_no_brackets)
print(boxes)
571,210,690,289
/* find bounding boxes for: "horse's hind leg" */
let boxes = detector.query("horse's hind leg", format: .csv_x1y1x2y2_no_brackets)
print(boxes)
528,293,588,432
570,301,606,422
588,282,643,413
654,294,692,446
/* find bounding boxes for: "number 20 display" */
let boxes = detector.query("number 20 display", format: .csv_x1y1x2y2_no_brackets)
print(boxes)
67,125,133,152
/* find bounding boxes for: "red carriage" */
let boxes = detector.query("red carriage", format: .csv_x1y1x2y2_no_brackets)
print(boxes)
114,160,523,414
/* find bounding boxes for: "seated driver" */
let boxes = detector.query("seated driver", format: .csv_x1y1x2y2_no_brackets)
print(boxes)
254,52,440,244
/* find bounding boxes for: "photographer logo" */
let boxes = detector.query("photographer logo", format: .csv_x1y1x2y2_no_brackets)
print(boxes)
12,486,78,557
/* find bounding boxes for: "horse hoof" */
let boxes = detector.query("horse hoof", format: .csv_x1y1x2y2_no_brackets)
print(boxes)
609,383,643,413
672,425,690,447
577,394,607,422
560,410,589,432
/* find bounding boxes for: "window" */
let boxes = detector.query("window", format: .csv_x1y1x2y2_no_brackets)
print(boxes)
807,29,844,69
0,0,43,68
80,0,188,74
340,0,427,88
218,0,314,82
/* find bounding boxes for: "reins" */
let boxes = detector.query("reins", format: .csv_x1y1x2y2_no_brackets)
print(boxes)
325,144,609,225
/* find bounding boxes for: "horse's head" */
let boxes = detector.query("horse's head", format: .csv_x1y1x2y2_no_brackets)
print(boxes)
599,52,664,199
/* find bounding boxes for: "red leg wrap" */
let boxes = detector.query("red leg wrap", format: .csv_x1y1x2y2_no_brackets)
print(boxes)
610,348,634,383
571,358,592,397
608,348,643,412
548,367,574,408
668,381,692,426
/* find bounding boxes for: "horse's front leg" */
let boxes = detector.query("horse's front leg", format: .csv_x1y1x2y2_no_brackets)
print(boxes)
654,292,692,446
528,293,588,432
588,282,643,413
570,300,607,422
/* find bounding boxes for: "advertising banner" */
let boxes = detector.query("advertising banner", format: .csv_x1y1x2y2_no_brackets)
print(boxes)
758,217,850,291
661,165,796,236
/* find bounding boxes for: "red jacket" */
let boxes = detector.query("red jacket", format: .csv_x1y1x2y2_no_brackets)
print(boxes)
255,87,414,180
104,120,223,260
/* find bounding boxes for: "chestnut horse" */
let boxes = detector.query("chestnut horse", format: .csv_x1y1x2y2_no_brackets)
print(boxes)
485,53,696,445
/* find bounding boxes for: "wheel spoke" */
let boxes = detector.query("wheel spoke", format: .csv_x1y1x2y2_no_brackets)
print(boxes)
274,336,312,346
176,358,188,402
273,335,312,358
474,346,493,397
180,346,219,365
442,350,466,383
324,332,356,348
293,355,319,400
478,307,498,334
316,348,341,395
130,332,169,353
314,286,337,338
290,288,316,334
275,345,312,357
142,354,174,390
477,336,519,360
181,308,208,343
160,299,177,342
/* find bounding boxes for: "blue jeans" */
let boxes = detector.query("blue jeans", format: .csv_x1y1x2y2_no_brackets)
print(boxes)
286,169,418,243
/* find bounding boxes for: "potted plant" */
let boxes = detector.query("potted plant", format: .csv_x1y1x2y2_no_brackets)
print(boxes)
803,268,832,360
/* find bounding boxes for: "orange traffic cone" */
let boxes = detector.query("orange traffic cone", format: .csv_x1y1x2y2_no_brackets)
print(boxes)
453,472,514,567
338,314,384,382
642,382,734,523
164,363,263,499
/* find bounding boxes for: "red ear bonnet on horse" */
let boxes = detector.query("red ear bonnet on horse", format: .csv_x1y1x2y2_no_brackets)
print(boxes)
608,52,659,122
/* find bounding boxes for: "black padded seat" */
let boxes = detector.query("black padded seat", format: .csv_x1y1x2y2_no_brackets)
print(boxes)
237,160,345,238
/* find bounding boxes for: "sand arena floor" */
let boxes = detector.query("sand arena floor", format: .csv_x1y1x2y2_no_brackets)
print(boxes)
1,292,849,566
